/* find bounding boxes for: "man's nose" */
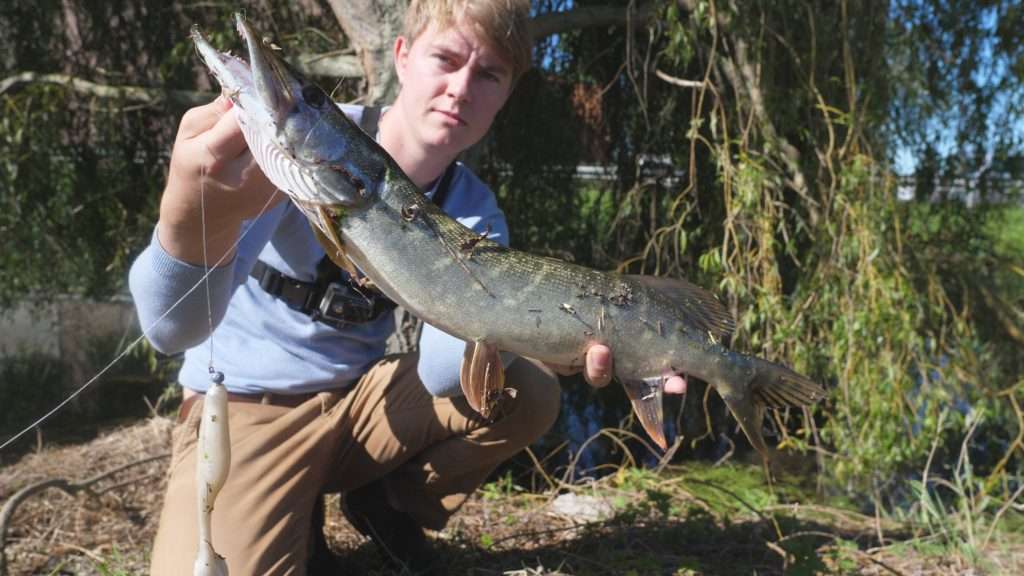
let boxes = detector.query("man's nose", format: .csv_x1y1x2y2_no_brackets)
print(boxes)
446,67,472,102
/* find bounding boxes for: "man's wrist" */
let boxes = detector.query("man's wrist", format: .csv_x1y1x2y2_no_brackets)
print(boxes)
156,219,240,266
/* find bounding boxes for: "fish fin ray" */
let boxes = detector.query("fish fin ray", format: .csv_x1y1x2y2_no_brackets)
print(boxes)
625,275,735,341
721,392,771,461
622,377,667,450
460,340,505,418
310,205,362,279
748,358,825,408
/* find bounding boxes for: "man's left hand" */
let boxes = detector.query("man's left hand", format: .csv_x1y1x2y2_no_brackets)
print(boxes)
546,344,687,394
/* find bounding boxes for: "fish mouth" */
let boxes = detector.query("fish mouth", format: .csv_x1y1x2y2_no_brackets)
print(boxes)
192,14,383,214
233,14,295,125
190,13,296,127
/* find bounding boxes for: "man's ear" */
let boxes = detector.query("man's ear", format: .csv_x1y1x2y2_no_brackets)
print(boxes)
393,36,410,84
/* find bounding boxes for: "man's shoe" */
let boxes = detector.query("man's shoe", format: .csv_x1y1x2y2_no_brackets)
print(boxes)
340,480,438,574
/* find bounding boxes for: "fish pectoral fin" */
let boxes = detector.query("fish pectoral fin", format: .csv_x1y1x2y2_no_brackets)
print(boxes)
459,340,505,418
312,206,362,279
622,377,667,450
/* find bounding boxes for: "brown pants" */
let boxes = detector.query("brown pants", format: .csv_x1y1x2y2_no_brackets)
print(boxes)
149,353,560,575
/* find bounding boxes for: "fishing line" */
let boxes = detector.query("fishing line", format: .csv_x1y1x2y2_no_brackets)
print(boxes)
199,164,218,375
0,183,282,453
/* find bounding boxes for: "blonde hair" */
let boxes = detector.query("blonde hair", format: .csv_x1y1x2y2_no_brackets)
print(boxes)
403,0,533,82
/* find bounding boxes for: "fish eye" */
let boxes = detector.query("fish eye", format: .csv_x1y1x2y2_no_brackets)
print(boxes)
301,84,326,108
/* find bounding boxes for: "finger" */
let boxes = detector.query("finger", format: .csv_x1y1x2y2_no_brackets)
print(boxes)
177,95,233,140
584,345,612,388
664,375,687,395
201,107,250,163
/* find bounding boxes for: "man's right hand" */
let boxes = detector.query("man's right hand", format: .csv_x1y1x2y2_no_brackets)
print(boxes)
157,96,282,265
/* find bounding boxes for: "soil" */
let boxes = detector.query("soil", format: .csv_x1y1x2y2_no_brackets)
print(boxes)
1,417,1021,575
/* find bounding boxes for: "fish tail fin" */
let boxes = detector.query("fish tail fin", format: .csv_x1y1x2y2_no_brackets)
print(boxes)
721,358,825,461
748,357,826,409
720,393,770,460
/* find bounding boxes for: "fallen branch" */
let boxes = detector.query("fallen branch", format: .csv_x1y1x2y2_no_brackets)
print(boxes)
0,452,169,576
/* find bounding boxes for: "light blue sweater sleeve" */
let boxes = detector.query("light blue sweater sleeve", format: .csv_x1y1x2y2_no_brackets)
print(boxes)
416,167,512,397
128,202,288,355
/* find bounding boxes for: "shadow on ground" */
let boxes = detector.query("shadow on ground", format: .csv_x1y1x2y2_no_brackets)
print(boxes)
325,506,896,576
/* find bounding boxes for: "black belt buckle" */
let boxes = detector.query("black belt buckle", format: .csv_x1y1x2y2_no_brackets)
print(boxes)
318,281,377,325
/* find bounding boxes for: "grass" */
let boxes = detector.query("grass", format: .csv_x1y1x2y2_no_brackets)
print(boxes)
988,205,1024,257
426,453,1021,575
493,465,846,575
94,547,134,576
3,417,1023,575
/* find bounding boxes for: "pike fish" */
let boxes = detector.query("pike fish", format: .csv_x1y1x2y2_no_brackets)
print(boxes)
191,15,825,457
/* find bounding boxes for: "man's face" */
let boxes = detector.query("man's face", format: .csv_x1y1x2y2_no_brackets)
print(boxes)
394,20,514,156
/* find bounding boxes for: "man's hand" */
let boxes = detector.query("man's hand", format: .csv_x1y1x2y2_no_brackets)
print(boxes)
546,344,687,394
158,96,283,265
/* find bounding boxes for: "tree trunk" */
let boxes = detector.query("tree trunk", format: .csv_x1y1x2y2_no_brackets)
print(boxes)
326,0,407,105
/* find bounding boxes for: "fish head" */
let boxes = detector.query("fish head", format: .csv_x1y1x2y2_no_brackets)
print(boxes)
191,14,387,211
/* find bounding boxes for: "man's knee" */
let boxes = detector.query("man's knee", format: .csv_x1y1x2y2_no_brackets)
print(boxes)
503,357,561,441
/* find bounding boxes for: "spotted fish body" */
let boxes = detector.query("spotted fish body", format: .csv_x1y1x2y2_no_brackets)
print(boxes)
191,15,825,456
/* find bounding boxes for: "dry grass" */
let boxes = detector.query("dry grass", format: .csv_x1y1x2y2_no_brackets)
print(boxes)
0,417,172,575
1,417,1022,575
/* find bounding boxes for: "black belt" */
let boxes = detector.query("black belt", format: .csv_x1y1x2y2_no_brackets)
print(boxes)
250,261,396,328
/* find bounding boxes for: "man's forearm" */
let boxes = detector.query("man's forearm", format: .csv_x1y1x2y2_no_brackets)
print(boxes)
129,229,237,354
156,217,241,266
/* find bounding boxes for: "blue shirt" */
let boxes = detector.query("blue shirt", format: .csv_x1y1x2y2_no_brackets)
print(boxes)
128,104,509,397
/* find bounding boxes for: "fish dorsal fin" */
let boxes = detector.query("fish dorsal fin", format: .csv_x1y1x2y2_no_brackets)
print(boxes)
626,274,735,341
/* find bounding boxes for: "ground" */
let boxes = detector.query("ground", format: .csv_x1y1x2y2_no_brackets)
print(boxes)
1,417,1021,575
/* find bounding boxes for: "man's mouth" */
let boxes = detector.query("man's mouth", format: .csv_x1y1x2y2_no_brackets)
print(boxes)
434,109,467,126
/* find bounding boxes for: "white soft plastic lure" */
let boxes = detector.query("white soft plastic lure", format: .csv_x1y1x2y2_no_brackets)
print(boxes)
193,383,230,576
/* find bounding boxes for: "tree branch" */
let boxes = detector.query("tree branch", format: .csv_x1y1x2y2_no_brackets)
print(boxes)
529,3,657,41
679,0,817,222
4,4,658,110
326,0,405,104
655,68,706,88
0,72,209,108
295,51,363,78
0,51,364,108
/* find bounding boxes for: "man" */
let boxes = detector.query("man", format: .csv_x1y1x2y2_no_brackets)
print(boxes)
131,0,685,574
